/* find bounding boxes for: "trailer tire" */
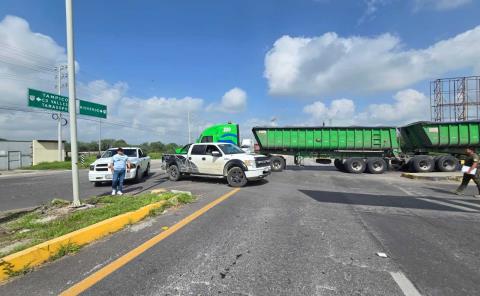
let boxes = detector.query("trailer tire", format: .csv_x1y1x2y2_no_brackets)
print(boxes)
411,156,434,173
270,156,285,172
436,155,458,172
227,166,248,187
333,159,345,171
168,164,181,181
344,158,366,174
367,158,387,174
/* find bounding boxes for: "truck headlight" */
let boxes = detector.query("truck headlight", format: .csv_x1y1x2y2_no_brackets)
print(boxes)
243,160,255,168
89,165,95,171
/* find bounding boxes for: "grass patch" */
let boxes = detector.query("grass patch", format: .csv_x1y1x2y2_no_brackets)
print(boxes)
49,242,80,261
26,155,96,170
0,192,194,258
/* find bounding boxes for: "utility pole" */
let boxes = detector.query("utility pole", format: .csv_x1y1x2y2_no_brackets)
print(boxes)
187,110,191,143
65,0,81,207
55,65,66,161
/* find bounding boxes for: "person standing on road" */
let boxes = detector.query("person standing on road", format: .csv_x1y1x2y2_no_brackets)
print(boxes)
109,147,131,196
455,147,480,197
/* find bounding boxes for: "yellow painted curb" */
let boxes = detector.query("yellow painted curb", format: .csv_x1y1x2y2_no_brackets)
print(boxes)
0,200,167,281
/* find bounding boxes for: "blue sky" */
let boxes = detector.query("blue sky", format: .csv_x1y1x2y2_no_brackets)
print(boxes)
0,0,479,143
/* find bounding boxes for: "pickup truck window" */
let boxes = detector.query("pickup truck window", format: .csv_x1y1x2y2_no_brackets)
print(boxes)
218,144,244,154
206,145,222,155
102,149,137,158
191,145,207,155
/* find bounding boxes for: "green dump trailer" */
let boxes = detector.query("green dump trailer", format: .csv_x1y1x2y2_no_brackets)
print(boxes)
252,121,480,174
252,126,400,174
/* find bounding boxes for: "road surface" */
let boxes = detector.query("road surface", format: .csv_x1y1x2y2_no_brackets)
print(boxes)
1,166,479,295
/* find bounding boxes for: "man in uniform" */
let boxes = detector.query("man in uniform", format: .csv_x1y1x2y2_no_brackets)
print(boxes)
455,147,480,197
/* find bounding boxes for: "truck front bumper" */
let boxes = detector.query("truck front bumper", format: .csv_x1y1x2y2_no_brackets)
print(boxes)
88,169,137,182
245,166,271,180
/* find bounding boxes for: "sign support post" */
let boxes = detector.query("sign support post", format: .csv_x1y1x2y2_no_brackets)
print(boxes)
65,0,81,207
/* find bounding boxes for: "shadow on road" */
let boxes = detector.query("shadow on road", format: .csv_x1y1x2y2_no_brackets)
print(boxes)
299,189,480,213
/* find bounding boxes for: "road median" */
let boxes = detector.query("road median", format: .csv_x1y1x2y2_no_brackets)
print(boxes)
401,172,463,182
0,190,194,281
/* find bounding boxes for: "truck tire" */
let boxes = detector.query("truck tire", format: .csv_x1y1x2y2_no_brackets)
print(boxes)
144,163,150,177
344,158,366,174
436,155,458,172
333,159,345,171
366,158,387,174
168,165,181,181
134,168,143,183
227,167,248,187
411,156,434,173
270,156,285,172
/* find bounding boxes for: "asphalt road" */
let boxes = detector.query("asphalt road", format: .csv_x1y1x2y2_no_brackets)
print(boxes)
0,160,166,212
1,166,480,295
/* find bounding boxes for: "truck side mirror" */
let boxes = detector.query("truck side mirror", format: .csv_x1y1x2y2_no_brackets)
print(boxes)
212,151,221,157
96,154,101,159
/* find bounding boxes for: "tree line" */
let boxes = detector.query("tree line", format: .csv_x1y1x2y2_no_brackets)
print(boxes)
65,139,181,154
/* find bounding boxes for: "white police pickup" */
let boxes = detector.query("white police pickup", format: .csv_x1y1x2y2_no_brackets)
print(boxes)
88,147,151,186
162,143,271,187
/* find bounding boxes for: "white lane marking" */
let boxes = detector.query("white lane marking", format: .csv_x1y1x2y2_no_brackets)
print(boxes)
391,184,415,196
450,199,480,209
418,198,479,212
390,272,422,296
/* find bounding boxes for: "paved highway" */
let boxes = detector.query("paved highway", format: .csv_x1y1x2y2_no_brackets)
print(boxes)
1,167,480,295
0,160,165,212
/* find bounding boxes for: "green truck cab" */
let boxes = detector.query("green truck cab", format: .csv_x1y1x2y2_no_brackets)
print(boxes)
175,123,240,154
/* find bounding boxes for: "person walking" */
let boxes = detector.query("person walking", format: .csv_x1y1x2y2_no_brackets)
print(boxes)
109,147,131,195
455,147,480,197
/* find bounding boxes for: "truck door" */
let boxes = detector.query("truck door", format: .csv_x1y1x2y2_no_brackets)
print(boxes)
204,145,227,175
189,145,209,174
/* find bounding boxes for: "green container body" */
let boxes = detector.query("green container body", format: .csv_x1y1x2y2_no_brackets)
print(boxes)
252,127,399,155
400,121,480,153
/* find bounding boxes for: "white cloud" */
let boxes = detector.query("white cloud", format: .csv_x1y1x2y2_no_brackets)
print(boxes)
0,15,205,144
414,0,472,11
265,26,480,97
207,87,247,113
358,0,388,24
303,89,429,126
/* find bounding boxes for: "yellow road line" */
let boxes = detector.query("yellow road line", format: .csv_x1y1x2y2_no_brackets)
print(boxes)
60,188,241,296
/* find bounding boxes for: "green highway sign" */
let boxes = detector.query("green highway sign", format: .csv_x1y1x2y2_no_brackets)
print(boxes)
79,99,107,119
28,88,69,112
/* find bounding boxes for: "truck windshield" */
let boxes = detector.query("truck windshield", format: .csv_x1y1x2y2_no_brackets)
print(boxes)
102,149,137,158
218,144,244,154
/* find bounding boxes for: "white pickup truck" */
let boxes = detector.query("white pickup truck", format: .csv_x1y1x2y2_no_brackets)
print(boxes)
161,143,271,187
88,147,151,186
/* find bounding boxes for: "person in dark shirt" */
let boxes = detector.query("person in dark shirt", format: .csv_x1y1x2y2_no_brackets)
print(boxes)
455,147,480,197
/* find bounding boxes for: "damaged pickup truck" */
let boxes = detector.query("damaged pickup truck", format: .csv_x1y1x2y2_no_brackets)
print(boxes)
161,143,271,187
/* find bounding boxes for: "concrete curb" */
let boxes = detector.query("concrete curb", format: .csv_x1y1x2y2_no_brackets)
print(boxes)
401,173,463,182
0,199,167,281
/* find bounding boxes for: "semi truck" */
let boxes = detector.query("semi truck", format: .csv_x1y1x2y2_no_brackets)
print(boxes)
191,121,480,174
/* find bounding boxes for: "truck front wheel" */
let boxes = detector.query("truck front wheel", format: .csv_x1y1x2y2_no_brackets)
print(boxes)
227,167,248,187
168,165,181,181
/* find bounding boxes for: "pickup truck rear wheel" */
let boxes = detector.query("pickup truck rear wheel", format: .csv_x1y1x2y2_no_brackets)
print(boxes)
168,165,181,181
144,163,150,177
227,167,247,187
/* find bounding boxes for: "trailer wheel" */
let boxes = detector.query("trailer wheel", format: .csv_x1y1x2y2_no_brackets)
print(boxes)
270,156,285,172
344,158,366,174
436,155,458,172
367,158,387,174
411,156,434,173
168,165,181,181
333,159,345,171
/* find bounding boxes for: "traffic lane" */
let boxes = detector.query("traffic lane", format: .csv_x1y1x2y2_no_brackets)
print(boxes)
0,160,165,211
0,180,233,296
308,173,480,296
82,172,404,295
